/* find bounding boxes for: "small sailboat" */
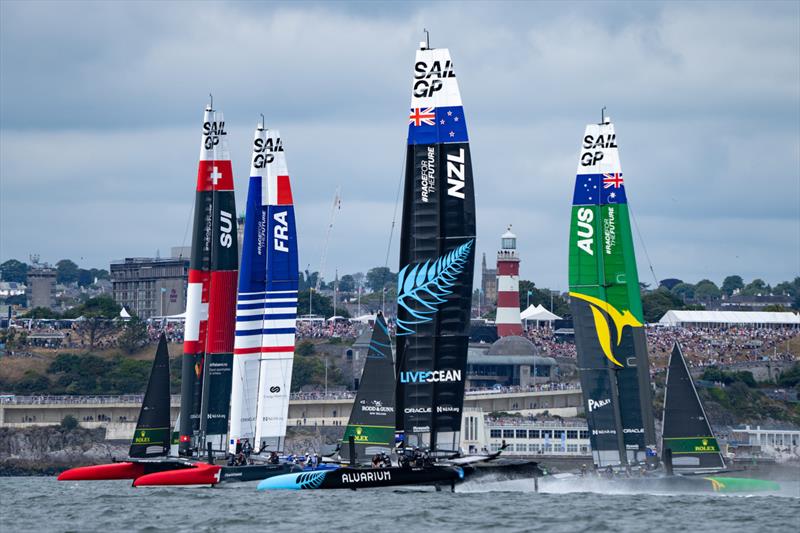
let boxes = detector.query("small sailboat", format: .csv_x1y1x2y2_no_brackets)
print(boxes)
58,335,195,481
662,342,726,473
339,312,396,465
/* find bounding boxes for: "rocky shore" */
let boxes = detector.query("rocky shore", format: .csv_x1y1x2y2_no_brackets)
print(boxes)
0,426,127,476
0,425,345,476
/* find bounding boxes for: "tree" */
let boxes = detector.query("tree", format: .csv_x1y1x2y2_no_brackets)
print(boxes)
4,294,25,306
118,318,148,354
694,279,721,301
518,280,569,317
339,274,355,293
671,283,695,300
63,295,121,350
366,267,395,293
21,307,61,319
778,363,800,389
0,259,28,283
742,278,770,296
642,288,685,323
60,415,79,431
721,275,744,296
297,289,334,317
56,259,80,284
659,278,683,291
77,269,95,287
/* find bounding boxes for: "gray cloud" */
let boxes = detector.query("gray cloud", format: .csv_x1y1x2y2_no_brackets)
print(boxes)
1,0,798,290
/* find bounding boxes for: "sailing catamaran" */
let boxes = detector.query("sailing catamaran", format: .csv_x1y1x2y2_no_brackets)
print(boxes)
568,113,656,469
258,39,530,491
133,121,304,486
228,121,299,455
563,116,779,493
58,335,197,480
178,101,239,456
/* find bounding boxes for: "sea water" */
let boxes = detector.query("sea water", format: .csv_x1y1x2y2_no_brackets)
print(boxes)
1,473,798,533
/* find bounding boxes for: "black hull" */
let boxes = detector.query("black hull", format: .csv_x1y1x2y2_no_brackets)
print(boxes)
461,460,544,481
218,463,300,483
259,465,465,490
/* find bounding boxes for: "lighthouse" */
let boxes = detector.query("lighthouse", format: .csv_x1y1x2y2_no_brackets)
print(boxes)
495,226,522,337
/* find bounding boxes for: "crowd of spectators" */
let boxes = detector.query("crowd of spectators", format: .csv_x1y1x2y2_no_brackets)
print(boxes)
524,324,798,370
295,320,361,339
146,321,184,343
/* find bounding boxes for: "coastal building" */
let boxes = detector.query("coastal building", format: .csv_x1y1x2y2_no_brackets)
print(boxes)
110,256,189,319
466,336,556,389
25,266,57,310
0,281,26,298
730,425,800,452
495,226,522,336
461,408,590,456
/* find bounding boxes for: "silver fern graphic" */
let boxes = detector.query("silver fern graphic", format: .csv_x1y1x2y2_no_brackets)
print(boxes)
396,239,473,335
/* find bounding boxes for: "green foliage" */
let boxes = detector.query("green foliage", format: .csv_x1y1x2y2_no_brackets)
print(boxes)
338,274,355,293
671,282,695,300
641,287,685,323
45,352,150,394
291,356,345,390
721,275,744,296
4,294,26,306
366,266,396,293
63,295,120,319
701,367,757,388
778,363,800,389
659,278,683,291
56,259,80,284
118,318,148,354
296,341,316,356
14,371,51,393
762,304,788,312
0,259,28,283
297,289,335,318
518,280,570,317
60,415,79,431
741,278,770,296
694,279,721,301
21,307,61,319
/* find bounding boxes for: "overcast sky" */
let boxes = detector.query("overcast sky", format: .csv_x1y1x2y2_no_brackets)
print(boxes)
1,0,798,291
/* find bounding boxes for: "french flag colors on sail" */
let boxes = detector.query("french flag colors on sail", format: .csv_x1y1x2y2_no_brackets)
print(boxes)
229,124,299,453
179,105,239,455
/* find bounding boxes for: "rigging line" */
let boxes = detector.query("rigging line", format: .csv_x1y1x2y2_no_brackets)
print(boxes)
382,139,406,314
628,202,659,288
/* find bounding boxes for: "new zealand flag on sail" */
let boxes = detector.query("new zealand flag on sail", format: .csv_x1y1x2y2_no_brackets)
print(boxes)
572,173,628,205
408,106,469,145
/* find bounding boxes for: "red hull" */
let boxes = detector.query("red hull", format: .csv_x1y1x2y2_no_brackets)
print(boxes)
57,462,146,481
133,463,221,487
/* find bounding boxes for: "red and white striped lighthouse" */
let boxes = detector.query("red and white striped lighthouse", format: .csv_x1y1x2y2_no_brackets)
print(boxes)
495,226,522,337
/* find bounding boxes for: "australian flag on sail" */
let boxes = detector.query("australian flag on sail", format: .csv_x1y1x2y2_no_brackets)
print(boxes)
408,106,469,145
572,173,627,205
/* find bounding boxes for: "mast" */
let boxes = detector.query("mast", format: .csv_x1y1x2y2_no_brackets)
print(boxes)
230,124,299,453
129,334,171,458
662,343,725,472
340,313,396,464
395,40,476,452
567,114,655,468
179,101,239,456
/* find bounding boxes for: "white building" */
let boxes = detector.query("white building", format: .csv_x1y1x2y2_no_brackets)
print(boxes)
461,408,590,457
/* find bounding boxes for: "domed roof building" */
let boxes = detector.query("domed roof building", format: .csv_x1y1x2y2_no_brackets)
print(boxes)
487,335,538,357
466,335,557,389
